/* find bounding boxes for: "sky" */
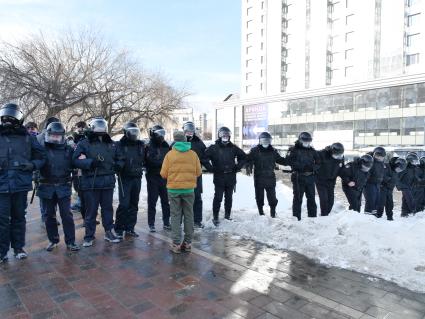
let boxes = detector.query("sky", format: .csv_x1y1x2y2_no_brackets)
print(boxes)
0,0,241,113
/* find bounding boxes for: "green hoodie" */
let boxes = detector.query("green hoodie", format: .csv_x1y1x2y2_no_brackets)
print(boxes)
168,141,194,194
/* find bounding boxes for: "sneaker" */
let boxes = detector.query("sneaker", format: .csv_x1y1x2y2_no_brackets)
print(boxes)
194,222,205,229
104,230,121,243
0,255,8,264
365,210,376,215
126,230,139,238
212,219,220,227
163,224,171,231
83,240,94,247
14,249,28,260
181,242,192,252
115,230,124,239
46,242,58,252
67,243,81,251
170,243,182,254
149,225,156,233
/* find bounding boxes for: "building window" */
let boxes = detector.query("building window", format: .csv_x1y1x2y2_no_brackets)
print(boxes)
282,47,288,57
346,14,354,26
261,29,264,37
245,85,251,93
246,46,252,54
406,53,420,65
261,1,265,9
406,0,419,7
345,31,354,42
246,33,253,42
407,13,420,27
246,20,253,28
182,117,189,121
246,59,252,67
346,0,349,8
345,48,354,60
282,33,288,43
260,83,263,91
261,56,264,64
282,4,288,14
247,7,252,16
261,15,264,23
345,65,354,77
261,42,264,50
246,72,252,80
260,69,264,77
407,33,420,47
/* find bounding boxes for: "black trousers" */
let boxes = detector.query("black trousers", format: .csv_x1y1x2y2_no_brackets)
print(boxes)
115,176,142,232
146,174,170,227
193,176,203,224
44,194,76,245
376,187,393,219
315,181,336,216
401,189,415,215
364,183,380,213
212,173,236,219
73,176,86,219
413,187,424,213
342,185,362,212
291,174,317,219
254,185,278,209
0,191,27,257
83,189,114,241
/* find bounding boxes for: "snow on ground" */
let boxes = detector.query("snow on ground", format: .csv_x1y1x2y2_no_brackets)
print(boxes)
193,173,425,293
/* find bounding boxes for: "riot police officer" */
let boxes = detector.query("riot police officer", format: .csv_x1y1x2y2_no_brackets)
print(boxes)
286,132,320,220
246,132,287,217
37,122,79,251
72,117,122,247
376,157,406,220
145,125,171,232
114,122,145,238
315,143,345,216
398,153,420,217
0,103,46,262
364,147,386,215
340,154,373,212
205,127,246,226
182,121,209,228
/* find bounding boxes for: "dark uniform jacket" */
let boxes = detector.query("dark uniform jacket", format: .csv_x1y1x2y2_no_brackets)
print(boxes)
247,145,287,187
397,163,420,191
0,125,46,193
286,141,320,175
116,136,145,178
381,163,398,191
339,158,370,191
145,139,170,176
72,132,122,190
367,156,385,184
37,143,74,199
316,147,344,185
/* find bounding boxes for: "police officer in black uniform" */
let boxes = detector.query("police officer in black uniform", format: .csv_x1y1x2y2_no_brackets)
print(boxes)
114,122,145,238
286,132,320,220
0,103,46,262
72,117,122,247
246,132,287,217
37,122,80,251
145,125,171,232
205,127,246,226
315,143,345,216
364,147,386,215
376,157,406,220
414,156,425,213
182,121,209,228
340,154,373,212
398,153,420,217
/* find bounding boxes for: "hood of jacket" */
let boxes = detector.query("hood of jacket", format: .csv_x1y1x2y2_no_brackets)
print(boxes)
173,141,191,152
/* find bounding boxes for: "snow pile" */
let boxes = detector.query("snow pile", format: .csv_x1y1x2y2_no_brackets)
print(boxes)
198,173,425,293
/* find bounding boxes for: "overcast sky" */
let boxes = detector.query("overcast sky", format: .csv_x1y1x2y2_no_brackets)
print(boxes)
0,0,241,113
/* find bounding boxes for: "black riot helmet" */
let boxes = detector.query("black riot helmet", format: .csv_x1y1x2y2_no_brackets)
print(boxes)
406,152,419,166
373,146,386,161
330,142,344,159
182,121,196,140
0,103,24,127
149,125,166,143
392,157,407,173
123,122,140,142
44,117,60,130
298,132,312,148
218,126,231,144
89,117,108,135
420,156,425,166
45,122,66,145
258,132,272,148
360,154,374,172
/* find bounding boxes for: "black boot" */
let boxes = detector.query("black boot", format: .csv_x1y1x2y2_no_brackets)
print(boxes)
270,206,276,218
258,206,264,216
224,212,232,221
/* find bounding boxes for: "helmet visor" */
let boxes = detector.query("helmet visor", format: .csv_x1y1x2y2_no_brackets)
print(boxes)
259,137,271,146
0,106,23,121
361,164,371,172
219,130,231,138
126,127,140,140
153,128,166,137
183,122,196,133
91,119,108,133
45,132,65,144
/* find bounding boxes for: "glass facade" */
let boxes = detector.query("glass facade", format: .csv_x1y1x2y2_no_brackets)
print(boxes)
268,82,425,149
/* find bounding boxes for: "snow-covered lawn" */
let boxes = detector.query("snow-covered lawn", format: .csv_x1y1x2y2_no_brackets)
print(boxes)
194,173,425,293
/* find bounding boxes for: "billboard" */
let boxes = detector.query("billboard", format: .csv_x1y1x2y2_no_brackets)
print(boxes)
243,104,268,140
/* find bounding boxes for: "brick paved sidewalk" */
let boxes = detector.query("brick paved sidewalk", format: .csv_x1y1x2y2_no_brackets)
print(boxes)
0,202,425,319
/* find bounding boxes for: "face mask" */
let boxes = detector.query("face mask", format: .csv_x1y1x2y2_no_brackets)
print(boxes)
302,142,311,148
261,143,270,148
332,154,343,160
374,155,384,162
361,164,371,172
221,137,230,144
395,167,403,173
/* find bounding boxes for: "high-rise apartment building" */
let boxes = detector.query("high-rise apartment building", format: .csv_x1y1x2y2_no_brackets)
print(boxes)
218,0,425,150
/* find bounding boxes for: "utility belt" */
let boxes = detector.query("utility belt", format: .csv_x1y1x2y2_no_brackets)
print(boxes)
2,161,30,170
297,171,314,176
40,177,72,185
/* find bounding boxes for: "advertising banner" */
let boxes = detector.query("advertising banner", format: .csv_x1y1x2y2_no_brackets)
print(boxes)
243,104,268,140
